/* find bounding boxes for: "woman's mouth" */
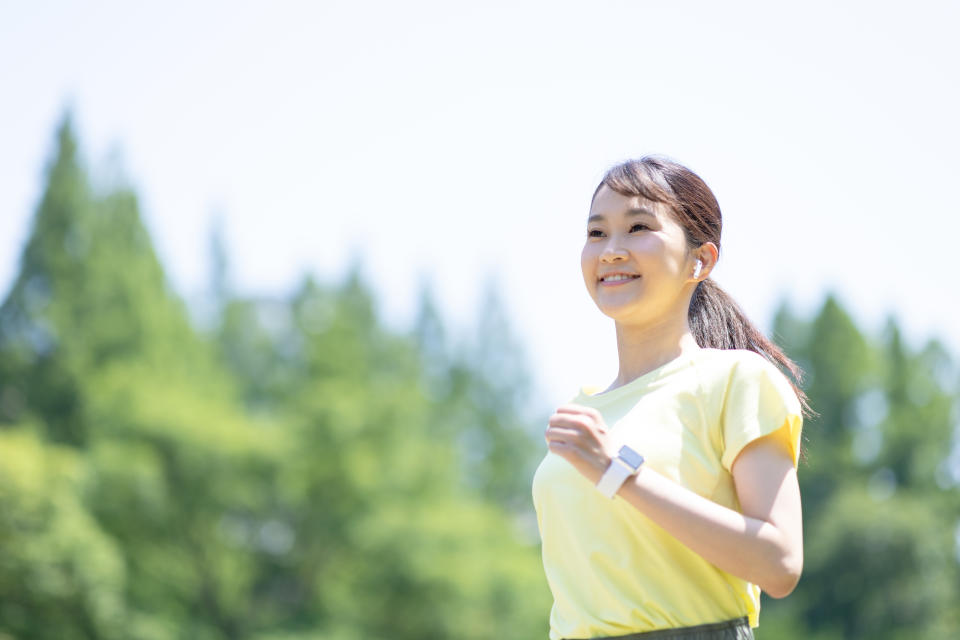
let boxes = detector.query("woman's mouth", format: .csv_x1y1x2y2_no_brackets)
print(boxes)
599,274,641,287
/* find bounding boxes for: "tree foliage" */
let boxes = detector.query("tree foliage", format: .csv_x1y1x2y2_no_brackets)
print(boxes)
0,115,549,639
758,299,960,639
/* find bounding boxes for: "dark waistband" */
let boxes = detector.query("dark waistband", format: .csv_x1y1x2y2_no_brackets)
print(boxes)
568,616,752,640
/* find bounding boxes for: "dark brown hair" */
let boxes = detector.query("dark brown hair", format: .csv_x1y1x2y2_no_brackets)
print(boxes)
593,156,814,419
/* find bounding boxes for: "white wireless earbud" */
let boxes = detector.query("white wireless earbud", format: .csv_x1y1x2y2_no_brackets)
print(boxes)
693,260,703,279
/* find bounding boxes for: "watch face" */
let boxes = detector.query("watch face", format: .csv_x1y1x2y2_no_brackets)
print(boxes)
618,445,645,470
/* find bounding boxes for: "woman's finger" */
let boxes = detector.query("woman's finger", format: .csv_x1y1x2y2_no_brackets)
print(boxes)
554,405,606,430
555,404,602,419
546,440,570,455
554,404,600,418
544,426,583,443
548,414,587,430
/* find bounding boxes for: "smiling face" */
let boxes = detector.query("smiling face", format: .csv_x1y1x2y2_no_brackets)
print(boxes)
581,185,699,326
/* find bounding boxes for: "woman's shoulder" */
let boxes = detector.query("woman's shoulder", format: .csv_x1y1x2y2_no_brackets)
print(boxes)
692,347,792,390
694,347,801,414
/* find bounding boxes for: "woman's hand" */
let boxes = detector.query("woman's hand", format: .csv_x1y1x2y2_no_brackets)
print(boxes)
544,404,616,484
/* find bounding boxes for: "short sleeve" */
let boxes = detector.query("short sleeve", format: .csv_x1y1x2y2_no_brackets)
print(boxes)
720,352,803,472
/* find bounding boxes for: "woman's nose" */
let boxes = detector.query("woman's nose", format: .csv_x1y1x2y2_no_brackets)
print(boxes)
600,239,628,261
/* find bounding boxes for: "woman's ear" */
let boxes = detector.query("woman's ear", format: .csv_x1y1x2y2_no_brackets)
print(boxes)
693,243,719,280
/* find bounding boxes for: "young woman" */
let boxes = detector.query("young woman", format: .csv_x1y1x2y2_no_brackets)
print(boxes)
531,157,812,640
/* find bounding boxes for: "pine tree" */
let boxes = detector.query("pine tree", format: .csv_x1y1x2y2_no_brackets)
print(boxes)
0,112,209,444
0,113,96,443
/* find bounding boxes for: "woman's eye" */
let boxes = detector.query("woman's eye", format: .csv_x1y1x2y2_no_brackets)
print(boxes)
630,223,649,232
587,229,604,238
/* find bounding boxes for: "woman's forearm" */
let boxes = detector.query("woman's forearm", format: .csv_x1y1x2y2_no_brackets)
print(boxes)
617,464,803,598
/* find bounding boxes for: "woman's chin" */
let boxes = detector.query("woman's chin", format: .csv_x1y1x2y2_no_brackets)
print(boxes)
595,302,642,322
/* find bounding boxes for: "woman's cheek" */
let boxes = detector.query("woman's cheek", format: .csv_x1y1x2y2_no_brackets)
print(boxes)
581,250,597,288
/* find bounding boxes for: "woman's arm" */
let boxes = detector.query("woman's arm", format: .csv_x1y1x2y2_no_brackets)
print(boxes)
545,405,803,598
619,431,802,597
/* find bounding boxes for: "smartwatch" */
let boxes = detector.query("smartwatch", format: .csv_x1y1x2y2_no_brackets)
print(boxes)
596,445,645,499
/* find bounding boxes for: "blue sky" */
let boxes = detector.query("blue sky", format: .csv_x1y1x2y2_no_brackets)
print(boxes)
2,0,958,408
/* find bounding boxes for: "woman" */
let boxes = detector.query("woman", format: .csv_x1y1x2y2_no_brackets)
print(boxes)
531,156,812,640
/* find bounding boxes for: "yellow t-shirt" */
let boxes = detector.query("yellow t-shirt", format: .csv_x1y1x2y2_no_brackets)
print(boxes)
531,346,803,640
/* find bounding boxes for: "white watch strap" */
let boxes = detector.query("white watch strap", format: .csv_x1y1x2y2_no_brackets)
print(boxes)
596,458,634,499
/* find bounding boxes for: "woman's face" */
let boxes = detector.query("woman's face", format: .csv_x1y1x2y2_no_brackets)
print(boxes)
581,185,698,326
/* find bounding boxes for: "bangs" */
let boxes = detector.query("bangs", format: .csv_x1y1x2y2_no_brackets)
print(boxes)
593,158,678,207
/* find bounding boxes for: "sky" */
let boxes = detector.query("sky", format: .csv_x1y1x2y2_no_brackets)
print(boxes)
2,0,959,411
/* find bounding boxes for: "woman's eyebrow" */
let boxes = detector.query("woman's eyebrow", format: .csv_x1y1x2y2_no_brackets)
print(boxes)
588,207,657,223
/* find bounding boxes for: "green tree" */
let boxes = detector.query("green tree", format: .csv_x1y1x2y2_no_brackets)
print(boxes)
759,296,960,639
0,113,280,639
0,114,210,445
439,276,542,510
0,427,127,640
247,271,551,638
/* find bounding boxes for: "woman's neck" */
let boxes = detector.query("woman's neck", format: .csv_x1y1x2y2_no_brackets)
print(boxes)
607,315,700,392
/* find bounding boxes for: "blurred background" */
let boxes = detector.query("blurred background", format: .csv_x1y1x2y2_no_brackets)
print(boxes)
1,1,958,638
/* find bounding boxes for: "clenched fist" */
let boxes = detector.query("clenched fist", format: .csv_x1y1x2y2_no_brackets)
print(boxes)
544,404,616,485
